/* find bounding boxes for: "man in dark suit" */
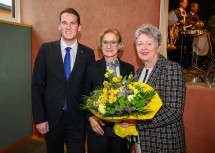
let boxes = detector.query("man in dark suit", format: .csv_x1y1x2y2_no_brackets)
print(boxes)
84,28,134,153
31,8,95,153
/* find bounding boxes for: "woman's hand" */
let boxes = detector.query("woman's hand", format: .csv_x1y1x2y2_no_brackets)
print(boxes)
120,120,136,128
89,116,105,135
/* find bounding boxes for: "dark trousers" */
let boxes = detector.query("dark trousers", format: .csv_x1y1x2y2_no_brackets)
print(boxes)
87,129,130,153
183,35,195,68
174,34,193,68
45,111,86,153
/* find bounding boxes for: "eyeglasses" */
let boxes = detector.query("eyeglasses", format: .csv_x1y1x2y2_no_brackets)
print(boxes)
101,40,118,47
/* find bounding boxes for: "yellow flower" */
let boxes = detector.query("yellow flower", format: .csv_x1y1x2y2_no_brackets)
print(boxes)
98,104,106,114
108,94,117,103
109,89,118,95
98,95,106,104
98,96,103,104
112,77,119,83
128,84,133,90
118,75,123,80
128,84,135,91
103,81,109,87
103,88,108,94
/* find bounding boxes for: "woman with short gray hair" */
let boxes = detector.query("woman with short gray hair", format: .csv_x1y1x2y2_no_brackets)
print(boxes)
122,23,186,152
136,23,186,152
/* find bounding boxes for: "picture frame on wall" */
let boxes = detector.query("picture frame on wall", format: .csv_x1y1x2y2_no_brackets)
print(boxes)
0,0,20,23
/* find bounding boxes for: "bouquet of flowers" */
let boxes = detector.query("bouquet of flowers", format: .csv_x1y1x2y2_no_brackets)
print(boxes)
82,69,162,138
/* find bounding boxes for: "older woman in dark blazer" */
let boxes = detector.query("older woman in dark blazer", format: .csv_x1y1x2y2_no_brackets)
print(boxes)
133,24,186,153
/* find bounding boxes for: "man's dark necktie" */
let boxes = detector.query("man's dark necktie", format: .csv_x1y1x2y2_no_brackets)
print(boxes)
63,47,71,110
143,69,149,83
106,60,119,76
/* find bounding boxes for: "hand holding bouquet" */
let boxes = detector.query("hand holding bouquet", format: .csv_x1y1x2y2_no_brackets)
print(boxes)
82,69,162,138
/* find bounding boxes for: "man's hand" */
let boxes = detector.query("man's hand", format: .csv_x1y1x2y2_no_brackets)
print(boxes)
36,121,49,134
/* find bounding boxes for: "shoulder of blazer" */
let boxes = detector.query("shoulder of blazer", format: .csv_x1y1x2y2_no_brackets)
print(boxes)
77,42,94,53
41,40,60,47
174,8,182,18
153,55,168,71
119,59,134,72
36,40,60,59
120,60,134,68
39,40,60,52
87,58,105,69
153,55,181,79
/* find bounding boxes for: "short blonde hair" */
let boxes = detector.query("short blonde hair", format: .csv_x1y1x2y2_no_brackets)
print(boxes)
98,28,123,53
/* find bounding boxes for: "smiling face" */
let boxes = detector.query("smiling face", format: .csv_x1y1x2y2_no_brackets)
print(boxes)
101,32,120,62
136,34,160,68
58,12,81,46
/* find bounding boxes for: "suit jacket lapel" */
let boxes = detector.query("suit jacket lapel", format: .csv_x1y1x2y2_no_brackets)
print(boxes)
119,59,127,76
70,43,81,78
147,65,159,87
135,55,164,86
53,40,66,80
100,58,107,77
147,55,165,87
134,66,144,82
70,43,91,80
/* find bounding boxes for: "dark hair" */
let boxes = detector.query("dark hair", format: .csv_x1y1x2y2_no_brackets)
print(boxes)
59,8,80,25
190,2,198,8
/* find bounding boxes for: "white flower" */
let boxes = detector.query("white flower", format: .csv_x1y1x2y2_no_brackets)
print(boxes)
98,104,106,114
133,89,139,95
128,73,133,79
108,69,114,73
127,95,134,102
105,73,109,78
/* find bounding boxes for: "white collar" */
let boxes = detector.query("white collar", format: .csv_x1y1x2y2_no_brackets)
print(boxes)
60,38,78,50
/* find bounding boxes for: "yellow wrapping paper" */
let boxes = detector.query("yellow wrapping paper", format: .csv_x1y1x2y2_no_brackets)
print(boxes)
91,83,163,138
